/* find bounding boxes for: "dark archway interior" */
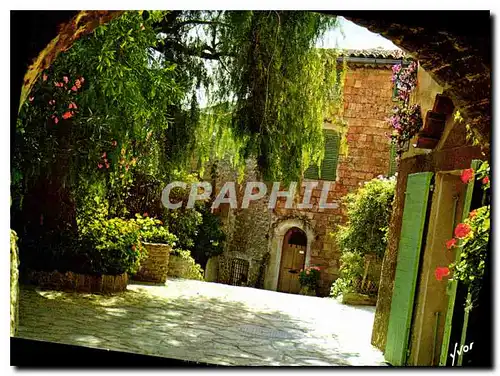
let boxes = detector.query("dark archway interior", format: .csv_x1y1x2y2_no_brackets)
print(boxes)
287,227,307,247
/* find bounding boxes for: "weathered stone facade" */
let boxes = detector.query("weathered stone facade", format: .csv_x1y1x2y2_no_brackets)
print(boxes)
213,52,397,297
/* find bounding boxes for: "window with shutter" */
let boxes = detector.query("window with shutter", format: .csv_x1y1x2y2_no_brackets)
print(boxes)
304,129,340,181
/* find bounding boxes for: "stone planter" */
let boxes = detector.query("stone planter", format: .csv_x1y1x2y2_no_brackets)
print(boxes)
27,269,128,294
299,285,317,296
341,292,377,306
132,242,171,284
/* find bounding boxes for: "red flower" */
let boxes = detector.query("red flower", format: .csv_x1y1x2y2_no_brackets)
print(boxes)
435,266,450,281
469,210,477,219
446,238,457,249
482,176,489,185
460,168,475,184
62,111,73,119
143,212,149,217
454,223,471,239
43,74,48,81
54,82,63,87
71,86,78,92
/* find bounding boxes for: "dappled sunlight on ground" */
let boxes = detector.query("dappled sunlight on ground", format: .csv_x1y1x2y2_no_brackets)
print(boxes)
18,278,385,366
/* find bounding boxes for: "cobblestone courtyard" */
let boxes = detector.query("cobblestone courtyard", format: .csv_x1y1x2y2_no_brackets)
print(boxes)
18,278,386,366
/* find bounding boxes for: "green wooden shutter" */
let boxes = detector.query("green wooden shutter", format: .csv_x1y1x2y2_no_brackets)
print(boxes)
304,130,340,181
320,130,340,181
388,141,397,176
439,159,481,366
385,172,434,366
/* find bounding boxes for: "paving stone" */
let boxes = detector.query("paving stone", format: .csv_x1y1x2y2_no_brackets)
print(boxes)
17,278,385,366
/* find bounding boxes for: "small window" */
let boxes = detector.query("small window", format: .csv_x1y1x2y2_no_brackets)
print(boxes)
304,129,340,181
229,258,249,286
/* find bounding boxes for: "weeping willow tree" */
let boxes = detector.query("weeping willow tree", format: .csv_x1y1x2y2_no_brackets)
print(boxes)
155,10,346,182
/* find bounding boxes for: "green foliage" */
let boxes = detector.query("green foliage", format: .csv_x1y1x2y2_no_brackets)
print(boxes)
298,266,321,289
330,251,364,298
336,176,396,258
169,249,204,280
134,214,177,245
78,217,147,275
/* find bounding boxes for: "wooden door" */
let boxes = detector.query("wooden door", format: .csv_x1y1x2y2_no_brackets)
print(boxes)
385,172,434,366
278,229,306,294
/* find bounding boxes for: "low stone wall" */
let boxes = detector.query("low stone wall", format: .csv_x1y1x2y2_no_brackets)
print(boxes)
27,269,128,293
342,292,377,306
11,230,20,336
132,242,171,284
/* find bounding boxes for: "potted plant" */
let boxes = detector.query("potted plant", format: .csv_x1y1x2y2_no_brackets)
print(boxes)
298,266,321,296
132,213,177,284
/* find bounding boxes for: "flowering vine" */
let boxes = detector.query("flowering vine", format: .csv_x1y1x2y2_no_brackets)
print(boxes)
435,161,490,308
387,61,423,160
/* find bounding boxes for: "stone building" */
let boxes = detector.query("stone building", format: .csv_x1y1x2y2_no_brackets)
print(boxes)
372,65,490,366
205,48,406,297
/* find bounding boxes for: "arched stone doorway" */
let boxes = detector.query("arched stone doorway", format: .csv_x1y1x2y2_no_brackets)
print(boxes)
277,227,307,294
264,218,315,292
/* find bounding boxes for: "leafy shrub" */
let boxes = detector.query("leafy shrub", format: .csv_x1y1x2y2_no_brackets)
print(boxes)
79,217,147,275
298,266,321,289
337,176,396,258
169,249,204,280
330,251,364,298
331,176,395,298
134,213,177,245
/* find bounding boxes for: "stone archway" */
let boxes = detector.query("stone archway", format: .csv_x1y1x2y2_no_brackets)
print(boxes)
264,218,315,291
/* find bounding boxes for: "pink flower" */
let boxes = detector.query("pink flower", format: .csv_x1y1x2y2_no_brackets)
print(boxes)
112,140,117,147
62,111,73,119
68,102,77,109
143,212,149,217
435,266,450,281
102,152,107,158
63,76,69,83
105,163,110,169
48,99,55,105
43,74,48,81
446,238,456,250
28,96,34,102
460,168,475,184
54,82,63,87
454,223,471,239
54,117,59,124
98,163,103,169
80,77,85,83
75,79,81,89
71,86,78,92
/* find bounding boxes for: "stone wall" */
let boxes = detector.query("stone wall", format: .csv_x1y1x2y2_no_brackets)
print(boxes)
27,270,128,293
132,243,171,284
215,64,396,296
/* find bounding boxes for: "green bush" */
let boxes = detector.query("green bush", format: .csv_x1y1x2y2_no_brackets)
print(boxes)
337,176,395,258
331,176,395,298
134,213,177,245
169,249,204,280
79,217,147,275
330,251,364,298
